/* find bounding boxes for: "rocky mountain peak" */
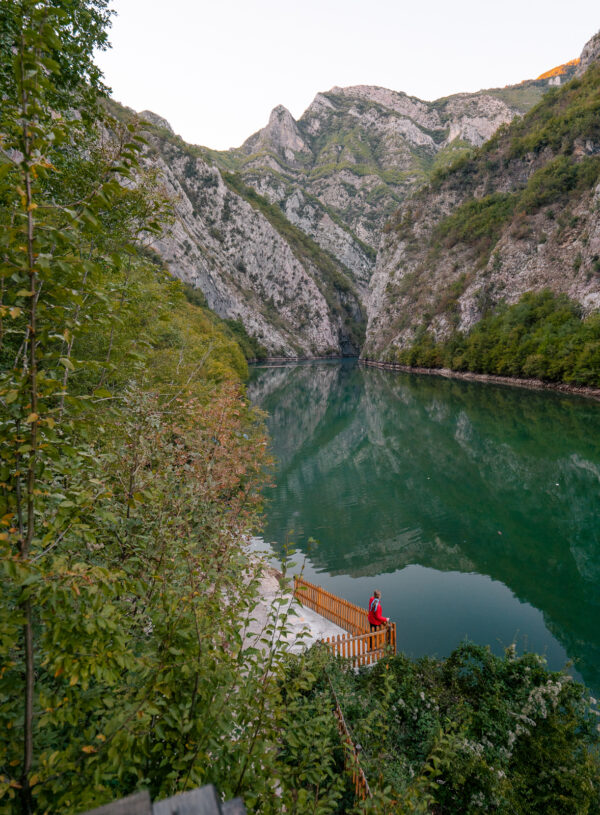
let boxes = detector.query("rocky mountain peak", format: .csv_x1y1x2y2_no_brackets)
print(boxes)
304,92,335,114
327,84,436,125
241,103,310,162
268,103,293,122
576,30,600,76
138,110,173,133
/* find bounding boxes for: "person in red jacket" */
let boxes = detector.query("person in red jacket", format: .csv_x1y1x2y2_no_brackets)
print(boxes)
368,589,389,649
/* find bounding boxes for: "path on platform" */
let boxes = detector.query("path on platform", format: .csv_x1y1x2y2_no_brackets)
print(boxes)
246,566,346,654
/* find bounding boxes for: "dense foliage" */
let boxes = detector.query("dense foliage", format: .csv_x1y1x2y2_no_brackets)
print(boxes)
0,4,328,813
393,291,600,386
224,318,269,361
321,643,600,813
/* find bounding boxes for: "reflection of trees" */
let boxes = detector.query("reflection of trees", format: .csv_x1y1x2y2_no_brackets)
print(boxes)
248,363,338,469
250,361,600,689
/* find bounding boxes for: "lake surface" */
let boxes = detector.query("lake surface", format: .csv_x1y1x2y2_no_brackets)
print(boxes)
248,360,600,693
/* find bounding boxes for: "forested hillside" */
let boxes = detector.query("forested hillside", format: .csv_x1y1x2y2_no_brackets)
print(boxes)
0,3,286,811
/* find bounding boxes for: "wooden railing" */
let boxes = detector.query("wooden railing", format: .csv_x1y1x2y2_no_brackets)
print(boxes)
294,576,396,667
293,576,370,635
329,677,371,801
325,625,396,667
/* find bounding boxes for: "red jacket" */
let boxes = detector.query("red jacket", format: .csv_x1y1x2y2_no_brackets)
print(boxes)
368,596,387,626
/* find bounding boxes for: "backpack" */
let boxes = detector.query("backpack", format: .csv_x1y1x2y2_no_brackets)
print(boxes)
369,597,379,614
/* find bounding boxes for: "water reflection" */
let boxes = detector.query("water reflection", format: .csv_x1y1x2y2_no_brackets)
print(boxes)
248,361,600,692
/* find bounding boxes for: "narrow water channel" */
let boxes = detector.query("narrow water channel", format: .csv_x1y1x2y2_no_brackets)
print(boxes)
248,360,600,693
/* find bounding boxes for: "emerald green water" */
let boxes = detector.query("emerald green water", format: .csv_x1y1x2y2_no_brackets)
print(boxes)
248,360,600,693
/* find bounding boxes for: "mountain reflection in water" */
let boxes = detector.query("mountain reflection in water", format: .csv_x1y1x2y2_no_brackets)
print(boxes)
248,360,600,693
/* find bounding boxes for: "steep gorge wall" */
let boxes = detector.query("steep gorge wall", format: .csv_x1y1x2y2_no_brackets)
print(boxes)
114,40,593,359
136,117,363,357
364,33,600,360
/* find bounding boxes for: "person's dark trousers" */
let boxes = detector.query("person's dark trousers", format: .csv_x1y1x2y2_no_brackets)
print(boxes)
369,623,382,650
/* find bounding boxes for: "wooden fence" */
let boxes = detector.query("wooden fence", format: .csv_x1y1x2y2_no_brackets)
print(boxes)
293,576,370,635
329,678,371,801
324,625,396,667
293,576,396,667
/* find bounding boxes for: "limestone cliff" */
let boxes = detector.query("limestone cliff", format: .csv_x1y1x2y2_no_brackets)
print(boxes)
110,35,592,360
364,32,600,360
576,30,600,76
137,124,364,357
211,69,577,293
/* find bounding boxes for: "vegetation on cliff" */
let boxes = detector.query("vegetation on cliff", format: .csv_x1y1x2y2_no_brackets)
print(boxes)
431,60,600,193
222,172,366,352
0,4,282,811
391,291,600,386
370,52,600,366
428,61,600,266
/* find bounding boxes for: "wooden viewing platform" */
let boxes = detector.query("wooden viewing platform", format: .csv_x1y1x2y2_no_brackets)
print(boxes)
293,576,396,667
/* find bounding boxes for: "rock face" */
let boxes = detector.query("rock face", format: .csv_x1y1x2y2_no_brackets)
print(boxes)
217,71,576,290
576,30,600,76
142,131,362,356
126,33,596,359
138,110,174,134
364,32,600,360
241,105,311,167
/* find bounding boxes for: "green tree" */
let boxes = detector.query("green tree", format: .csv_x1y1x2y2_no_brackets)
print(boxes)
0,7,346,814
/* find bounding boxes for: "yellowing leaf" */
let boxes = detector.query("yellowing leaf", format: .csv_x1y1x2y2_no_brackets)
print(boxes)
9,308,21,319
96,733,106,742
81,745,97,754
26,413,38,423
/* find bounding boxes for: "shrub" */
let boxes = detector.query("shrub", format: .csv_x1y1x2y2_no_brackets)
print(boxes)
434,193,516,258
397,291,600,387
295,643,600,813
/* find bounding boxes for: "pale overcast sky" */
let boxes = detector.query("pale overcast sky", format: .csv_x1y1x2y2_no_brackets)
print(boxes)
96,1,599,150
